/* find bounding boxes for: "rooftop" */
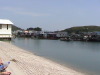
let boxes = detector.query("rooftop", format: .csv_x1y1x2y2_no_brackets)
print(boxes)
0,19,13,24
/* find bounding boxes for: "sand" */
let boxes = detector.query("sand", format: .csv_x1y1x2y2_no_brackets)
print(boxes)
0,41,86,75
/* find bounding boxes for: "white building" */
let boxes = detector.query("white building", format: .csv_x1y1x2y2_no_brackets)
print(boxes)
56,32,68,38
0,19,13,39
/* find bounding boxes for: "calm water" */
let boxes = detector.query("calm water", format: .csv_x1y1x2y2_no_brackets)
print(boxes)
11,38,100,75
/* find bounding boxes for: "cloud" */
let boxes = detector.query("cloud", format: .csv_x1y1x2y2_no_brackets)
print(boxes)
16,11,50,16
0,7,50,16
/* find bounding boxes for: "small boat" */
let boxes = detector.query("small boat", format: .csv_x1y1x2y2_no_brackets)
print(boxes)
60,38,70,41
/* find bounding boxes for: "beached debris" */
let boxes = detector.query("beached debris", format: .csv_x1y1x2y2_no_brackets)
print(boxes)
10,59,17,62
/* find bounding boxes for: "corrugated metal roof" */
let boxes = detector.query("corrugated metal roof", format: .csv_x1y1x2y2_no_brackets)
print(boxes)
0,19,13,24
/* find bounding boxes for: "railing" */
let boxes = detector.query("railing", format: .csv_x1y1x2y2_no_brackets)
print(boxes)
0,35,12,38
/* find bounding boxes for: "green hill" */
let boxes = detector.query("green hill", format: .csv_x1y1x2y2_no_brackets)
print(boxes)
62,25,100,33
12,25,23,31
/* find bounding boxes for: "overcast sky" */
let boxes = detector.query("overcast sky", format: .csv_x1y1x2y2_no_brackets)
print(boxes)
0,0,100,31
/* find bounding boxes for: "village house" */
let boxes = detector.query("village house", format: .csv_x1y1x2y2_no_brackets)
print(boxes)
0,19,13,39
56,32,68,38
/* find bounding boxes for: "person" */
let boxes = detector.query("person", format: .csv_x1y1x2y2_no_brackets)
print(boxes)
0,58,11,75
0,72,11,75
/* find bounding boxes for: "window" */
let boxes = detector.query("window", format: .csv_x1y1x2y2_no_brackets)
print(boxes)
0,24,2,29
7,24,8,30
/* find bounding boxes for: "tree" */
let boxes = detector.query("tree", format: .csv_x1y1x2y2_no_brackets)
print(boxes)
33,27,42,31
27,27,42,31
27,27,34,30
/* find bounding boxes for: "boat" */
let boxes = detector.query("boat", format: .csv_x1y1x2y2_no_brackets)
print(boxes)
60,38,70,41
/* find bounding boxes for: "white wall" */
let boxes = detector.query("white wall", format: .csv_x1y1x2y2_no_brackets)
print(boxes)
0,24,12,34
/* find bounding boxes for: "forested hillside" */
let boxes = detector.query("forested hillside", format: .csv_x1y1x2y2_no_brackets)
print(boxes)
12,25,23,31
63,26,100,33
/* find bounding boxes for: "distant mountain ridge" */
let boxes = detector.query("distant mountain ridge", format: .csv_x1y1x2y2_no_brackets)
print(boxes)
12,25,23,31
12,25,100,33
62,25,100,33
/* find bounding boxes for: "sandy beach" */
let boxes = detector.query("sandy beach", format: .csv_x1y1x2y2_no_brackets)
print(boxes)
0,41,86,75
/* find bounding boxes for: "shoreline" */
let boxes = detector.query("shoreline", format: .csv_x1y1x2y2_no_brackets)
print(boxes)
0,41,86,75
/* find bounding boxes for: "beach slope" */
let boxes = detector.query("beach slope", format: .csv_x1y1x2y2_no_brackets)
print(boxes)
0,41,85,75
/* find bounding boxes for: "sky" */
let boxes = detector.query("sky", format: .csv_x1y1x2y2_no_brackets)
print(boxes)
0,0,100,31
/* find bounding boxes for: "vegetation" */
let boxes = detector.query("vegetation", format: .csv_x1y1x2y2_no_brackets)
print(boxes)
12,25,100,33
12,25,42,31
12,25,23,31
27,27,42,31
62,25,100,33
